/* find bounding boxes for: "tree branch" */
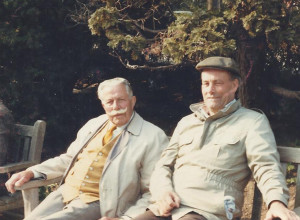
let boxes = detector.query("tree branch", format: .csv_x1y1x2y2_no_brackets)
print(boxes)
132,21,167,34
269,85,300,101
72,83,98,94
110,52,183,71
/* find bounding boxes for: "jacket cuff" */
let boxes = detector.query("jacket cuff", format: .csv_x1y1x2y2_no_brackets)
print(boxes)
27,168,47,180
265,192,288,208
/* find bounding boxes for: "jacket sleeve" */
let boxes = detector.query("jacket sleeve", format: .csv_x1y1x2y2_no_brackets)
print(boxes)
122,129,169,219
28,117,102,180
245,113,289,207
149,121,183,201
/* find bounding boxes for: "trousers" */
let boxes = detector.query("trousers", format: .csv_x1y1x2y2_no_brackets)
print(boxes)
133,210,207,220
24,186,101,220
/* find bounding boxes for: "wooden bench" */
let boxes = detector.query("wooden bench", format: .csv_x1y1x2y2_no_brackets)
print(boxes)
11,144,300,219
0,120,46,216
248,146,300,219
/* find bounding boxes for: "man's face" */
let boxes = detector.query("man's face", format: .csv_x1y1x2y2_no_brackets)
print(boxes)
101,84,136,127
201,69,239,115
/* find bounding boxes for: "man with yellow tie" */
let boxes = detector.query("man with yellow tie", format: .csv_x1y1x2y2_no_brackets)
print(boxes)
5,77,169,220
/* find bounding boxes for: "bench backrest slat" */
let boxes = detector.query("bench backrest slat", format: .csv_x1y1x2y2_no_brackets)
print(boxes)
278,146,300,163
13,121,46,163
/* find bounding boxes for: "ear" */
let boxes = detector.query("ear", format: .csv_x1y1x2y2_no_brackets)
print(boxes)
232,79,239,93
131,96,136,108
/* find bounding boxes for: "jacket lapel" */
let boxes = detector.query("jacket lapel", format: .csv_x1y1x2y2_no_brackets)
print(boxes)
60,116,108,184
102,112,143,174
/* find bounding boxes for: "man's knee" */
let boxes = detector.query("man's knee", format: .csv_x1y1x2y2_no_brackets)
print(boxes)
133,210,171,220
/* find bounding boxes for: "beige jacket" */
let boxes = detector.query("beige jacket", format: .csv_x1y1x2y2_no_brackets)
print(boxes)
30,112,169,219
149,100,289,220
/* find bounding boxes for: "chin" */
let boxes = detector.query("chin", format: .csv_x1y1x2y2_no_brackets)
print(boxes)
113,119,127,127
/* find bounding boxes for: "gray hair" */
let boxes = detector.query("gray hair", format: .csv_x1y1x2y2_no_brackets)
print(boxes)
97,77,133,101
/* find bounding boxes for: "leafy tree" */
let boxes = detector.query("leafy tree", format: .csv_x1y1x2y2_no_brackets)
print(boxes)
0,0,299,154
75,0,300,111
0,0,112,156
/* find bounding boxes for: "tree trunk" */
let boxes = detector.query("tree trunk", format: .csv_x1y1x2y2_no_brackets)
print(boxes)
236,29,268,110
207,0,221,10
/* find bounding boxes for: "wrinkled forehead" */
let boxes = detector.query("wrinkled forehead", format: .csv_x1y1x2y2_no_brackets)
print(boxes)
201,68,232,81
101,84,129,97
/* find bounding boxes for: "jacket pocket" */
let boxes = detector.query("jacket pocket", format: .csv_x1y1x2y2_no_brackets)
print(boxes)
215,136,240,145
213,136,243,160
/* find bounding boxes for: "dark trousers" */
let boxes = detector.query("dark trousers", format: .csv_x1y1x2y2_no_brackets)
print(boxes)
133,210,207,220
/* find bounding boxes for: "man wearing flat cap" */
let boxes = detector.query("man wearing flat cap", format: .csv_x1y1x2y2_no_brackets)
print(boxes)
133,56,299,220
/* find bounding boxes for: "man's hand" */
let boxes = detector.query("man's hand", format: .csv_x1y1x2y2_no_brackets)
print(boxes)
265,201,300,220
156,191,180,217
5,170,34,193
98,217,119,220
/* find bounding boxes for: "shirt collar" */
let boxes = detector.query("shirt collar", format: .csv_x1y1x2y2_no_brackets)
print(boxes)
222,99,237,111
200,99,236,117
110,112,134,137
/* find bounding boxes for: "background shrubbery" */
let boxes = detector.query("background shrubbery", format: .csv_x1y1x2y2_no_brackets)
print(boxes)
0,0,299,161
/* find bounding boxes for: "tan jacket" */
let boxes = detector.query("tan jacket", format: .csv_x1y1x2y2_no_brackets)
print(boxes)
149,100,289,220
30,112,169,219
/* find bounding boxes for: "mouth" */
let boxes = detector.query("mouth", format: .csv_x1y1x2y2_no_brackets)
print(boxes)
113,113,124,117
207,97,219,100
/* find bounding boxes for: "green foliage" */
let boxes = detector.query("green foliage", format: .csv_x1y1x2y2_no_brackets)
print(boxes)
85,0,300,65
0,0,299,159
87,0,173,63
162,13,236,63
286,163,297,186
0,0,106,155
39,183,58,201
89,7,120,36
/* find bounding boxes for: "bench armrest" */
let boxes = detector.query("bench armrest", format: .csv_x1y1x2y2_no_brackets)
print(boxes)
0,161,38,173
15,176,62,190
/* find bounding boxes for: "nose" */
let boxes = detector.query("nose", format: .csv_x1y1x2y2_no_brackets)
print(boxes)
207,83,215,94
112,100,120,110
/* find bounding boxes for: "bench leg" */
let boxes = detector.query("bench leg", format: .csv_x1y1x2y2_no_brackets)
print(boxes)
22,188,39,217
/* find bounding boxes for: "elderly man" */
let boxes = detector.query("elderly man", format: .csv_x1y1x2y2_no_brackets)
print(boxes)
6,77,169,220
133,57,299,220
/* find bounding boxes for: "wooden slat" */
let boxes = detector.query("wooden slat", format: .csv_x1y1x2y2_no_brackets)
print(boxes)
281,163,287,177
251,182,263,220
22,137,31,161
15,176,62,190
295,164,300,208
0,161,37,173
14,124,35,137
248,146,300,219
0,120,46,216
28,120,46,162
278,146,300,163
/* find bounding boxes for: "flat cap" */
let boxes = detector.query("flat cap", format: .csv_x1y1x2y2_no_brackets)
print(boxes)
196,56,240,75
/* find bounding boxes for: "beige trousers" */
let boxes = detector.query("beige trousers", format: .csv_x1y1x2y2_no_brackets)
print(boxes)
24,186,101,220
